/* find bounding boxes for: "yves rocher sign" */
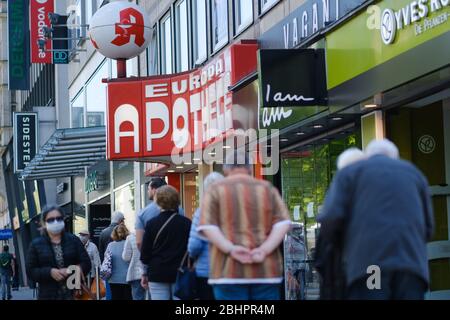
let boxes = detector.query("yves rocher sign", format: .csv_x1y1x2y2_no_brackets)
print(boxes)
106,44,258,160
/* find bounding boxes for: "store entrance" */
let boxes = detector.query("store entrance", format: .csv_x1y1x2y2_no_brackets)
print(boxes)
281,129,361,300
387,93,450,299
88,196,111,248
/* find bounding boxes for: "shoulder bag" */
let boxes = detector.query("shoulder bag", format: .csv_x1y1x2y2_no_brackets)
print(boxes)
174,252,198,300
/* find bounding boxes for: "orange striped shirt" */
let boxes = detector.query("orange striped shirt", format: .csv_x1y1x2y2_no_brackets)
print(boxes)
198,174,290,284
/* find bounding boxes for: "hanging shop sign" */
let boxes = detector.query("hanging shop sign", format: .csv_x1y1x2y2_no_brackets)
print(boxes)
0,229,13,240
258,49,327,108
52,15,69,64
8,0,30,90
89,1,152,59
259,0,369,49
13,113,38,173
30,0,53,63
106,43,258,160
381,0,450,45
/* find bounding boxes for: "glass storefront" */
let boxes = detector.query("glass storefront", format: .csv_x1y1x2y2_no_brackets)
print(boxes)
281,130,361,299
182,173,199,219
386,94,450,297
114,183,136,233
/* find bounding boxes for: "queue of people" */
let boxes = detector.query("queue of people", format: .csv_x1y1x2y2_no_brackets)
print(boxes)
22,140,434,300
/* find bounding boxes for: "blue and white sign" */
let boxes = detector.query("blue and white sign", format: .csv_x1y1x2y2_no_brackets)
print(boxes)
0,229,13,240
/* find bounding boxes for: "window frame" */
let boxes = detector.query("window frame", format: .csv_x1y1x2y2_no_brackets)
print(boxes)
159,10,174,75
146,24,159,76
210,0,229,54
174,0,191,72
259,0,280,16
191,0,209,67
70,88,86,129
233,0,254,37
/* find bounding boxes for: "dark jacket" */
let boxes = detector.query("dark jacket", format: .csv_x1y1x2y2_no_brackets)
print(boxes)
26,232,91,300
316,155,434,289
140,210,191,283
99,223,118,261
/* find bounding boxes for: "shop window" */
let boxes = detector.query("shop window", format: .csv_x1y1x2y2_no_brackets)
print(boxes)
260,0,279,15
160,13,173,74
192,0,207,66
234,0,253,35
114,183,136,233
175,0,189,72
211,0,229,53
71,89,85,128
86,61,108,127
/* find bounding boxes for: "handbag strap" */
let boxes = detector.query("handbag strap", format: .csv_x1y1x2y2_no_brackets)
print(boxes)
153,213,177,248
178,251,198,271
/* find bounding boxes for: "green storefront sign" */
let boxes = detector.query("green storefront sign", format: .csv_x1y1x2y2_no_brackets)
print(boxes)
327,0,450,90
85,171,98,194
8,0,30,90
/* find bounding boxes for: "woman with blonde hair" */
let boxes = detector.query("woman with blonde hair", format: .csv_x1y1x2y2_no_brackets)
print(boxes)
101,223,132,300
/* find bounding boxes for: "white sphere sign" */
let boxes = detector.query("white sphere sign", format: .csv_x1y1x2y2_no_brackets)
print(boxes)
89,1,151,59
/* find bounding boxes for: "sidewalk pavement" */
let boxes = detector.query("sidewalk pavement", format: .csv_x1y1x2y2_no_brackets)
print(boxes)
8,287,36,300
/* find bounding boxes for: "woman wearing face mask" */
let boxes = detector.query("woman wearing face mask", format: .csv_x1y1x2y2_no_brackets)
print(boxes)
78,230,101,284
26,205,91,300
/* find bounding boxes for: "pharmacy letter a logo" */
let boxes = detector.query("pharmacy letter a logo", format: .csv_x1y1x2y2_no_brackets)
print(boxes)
107,81,143,159
112,8,146,47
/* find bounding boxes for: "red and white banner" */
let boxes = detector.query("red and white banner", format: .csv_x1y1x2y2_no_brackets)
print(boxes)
106,43,258,160
30,0,53,64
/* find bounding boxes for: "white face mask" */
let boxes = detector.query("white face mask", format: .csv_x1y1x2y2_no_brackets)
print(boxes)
46,220,65,234
79,235,89,244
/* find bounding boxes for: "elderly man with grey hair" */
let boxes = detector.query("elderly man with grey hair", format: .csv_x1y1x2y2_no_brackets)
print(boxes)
336,147,366,170
316,139,434,300
198,150,291,300
99,211,125,261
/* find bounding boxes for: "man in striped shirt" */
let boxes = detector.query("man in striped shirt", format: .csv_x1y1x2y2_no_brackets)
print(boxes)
198,151,291,300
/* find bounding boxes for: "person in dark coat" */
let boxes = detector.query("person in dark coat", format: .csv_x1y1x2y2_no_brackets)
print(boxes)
316,139,434,300
98,211,125,261
315,148,366,300
140,185,191,300
26,205,91,300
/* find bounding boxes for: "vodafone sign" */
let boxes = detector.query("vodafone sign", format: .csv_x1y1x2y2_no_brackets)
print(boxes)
106,44,258,160
89,2,151,59
30,0,53,64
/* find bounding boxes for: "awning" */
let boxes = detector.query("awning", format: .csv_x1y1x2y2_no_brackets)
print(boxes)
19,126,106,180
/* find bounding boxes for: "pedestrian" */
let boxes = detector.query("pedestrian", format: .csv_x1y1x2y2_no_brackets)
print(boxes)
316,139,434,300
315,147,366,300
0,245,14,300
135,178,184,291
98,211,125,300
198,150,291,300
336,147,366,170
11,253,19,291
122,233,146,300
140,185,191,300
187,172,224,300
102,224,132,300
26,205,91,300
99,211,125,261
78,230,101,283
